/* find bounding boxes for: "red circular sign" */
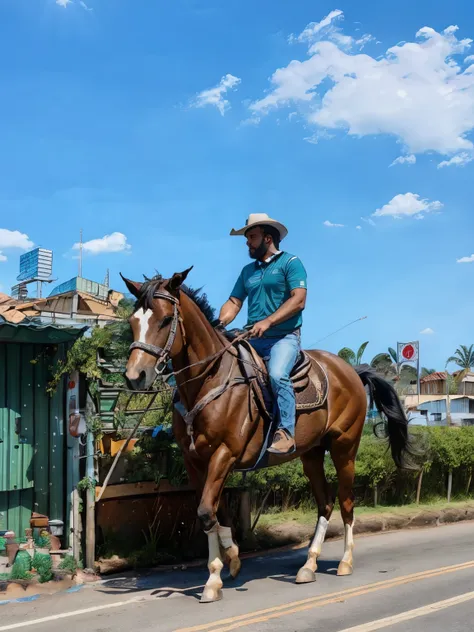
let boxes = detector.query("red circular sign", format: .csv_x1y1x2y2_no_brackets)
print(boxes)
401,344,415,360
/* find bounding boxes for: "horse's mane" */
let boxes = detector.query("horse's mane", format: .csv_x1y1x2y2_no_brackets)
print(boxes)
136,274,217,325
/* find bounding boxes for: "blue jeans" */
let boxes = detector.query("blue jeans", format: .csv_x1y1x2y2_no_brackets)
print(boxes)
249,332,301,438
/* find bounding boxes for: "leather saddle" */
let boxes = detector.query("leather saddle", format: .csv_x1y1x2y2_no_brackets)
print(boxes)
232,337,328,419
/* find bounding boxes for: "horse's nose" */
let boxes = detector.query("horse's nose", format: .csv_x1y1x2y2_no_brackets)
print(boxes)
125,369,147,391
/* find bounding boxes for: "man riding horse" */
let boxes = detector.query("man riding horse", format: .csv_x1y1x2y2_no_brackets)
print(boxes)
218,213,307,456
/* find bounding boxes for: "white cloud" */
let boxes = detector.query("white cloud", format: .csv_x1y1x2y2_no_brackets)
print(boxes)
251,15,474,158
323,220,345,227
56,0,72,6
0,228,34,250
79,1,93,10
420,327,435,335
0,252,7,262
361,216,376,227
457,254,474,263
291,9,344,43
390,154,416,167
437,152,473,168
193,74,241,116
290,9,374,52
73,232,131,255
356,225,362,230
373,193,443,220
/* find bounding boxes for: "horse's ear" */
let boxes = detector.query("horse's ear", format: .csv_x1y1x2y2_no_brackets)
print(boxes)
168,266,193,291
120,273,142,298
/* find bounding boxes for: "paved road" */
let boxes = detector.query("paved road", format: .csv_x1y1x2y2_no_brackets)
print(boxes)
2,521,474,632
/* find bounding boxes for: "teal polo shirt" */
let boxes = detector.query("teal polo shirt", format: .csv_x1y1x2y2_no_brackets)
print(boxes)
230,251,307,338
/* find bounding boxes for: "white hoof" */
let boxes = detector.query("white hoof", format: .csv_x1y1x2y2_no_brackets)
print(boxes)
295,567,317,584
337,561,353,576
200,586,223,603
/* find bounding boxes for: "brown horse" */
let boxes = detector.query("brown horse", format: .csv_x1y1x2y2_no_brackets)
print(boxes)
122,269,411,603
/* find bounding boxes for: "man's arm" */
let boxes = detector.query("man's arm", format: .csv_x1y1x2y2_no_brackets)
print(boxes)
218,297,243,327
249,289,306,337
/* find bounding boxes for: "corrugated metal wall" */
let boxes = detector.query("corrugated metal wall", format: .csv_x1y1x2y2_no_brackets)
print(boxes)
0,342,66,536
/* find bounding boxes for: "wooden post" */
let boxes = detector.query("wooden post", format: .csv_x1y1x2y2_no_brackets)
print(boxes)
72,489,81,563
467,471,472,496
85,428,96,570
416,470,424,505
447,470,453,503
374,484,378,507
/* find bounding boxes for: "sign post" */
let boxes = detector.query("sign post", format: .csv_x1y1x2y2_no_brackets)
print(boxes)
397,342,420,402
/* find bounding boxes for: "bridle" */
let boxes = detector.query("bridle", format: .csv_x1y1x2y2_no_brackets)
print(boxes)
129,289,258,384
129,291,183,376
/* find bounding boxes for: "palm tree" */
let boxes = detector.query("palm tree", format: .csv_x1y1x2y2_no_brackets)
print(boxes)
446,345,474,396
338,341,369,366
446,345,474,371
420,367,437,378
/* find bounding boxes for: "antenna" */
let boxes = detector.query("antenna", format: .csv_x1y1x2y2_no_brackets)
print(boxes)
78,229,83,278
104,269,110,288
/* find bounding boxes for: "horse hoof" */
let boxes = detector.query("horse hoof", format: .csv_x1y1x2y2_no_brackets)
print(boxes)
295,567,316,584
337,561,353,576
200,587,223,603
229,558,242,579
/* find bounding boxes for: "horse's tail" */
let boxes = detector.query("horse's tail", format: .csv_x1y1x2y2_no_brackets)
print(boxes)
354,364,414,469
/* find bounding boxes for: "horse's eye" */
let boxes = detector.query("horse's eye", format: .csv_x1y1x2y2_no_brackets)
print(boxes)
159,316,173,330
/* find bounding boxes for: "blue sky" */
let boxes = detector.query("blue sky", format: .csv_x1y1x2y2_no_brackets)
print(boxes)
1,0,473,370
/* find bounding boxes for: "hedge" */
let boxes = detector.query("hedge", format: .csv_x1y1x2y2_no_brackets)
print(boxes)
227,426,474,510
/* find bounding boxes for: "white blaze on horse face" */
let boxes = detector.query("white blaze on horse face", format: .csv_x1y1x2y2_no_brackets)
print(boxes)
133,307,153,344
127,308,154,378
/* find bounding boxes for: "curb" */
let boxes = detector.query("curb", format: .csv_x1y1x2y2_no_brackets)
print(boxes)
3,504,474,603
255,504,474,549
0,584,84,607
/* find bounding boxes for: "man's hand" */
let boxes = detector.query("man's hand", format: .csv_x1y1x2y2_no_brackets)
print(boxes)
249,318,272,338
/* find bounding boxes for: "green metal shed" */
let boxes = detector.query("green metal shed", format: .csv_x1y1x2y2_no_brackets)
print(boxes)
0,321,85,537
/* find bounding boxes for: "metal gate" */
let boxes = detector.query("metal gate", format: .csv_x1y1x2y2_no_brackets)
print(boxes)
0,341,66,536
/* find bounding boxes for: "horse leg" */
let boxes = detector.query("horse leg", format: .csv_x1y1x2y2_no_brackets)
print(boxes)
217,498,241,579
296,447,334,584
331,443,357,577
197,444,236,603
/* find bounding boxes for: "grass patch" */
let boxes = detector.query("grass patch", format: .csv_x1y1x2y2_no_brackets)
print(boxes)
255,498,474,529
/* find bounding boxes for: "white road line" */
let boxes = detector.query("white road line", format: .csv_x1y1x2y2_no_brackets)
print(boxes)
336,590,474,632
0,596,147,631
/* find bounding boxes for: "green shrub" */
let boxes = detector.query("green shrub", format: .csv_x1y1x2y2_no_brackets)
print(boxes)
58,555,78,575
10,554,31,581
32,553,53,584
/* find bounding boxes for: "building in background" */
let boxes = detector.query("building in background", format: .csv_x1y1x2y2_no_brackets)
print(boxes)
11,247,53,300
6,246,123,327
405,372,474,426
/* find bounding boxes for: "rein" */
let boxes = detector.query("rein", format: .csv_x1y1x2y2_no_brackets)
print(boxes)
129,291,262,383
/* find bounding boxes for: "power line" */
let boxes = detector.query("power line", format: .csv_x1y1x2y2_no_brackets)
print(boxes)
309,316,368,347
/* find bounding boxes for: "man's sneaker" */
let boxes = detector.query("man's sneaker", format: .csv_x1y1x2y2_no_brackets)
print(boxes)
267,429,296,455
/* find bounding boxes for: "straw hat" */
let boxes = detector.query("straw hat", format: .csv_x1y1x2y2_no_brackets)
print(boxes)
230,213,288,240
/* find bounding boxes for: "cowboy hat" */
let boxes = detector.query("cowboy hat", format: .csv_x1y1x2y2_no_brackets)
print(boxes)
230,213,288,240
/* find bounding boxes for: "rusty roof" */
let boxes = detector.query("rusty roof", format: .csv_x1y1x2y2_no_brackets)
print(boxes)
420,372,447,383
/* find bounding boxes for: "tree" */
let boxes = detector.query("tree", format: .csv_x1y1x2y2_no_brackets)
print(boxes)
421,367,437,377
446,344,474,396
338,341,369,366
371,351,396,378
446,345,474,371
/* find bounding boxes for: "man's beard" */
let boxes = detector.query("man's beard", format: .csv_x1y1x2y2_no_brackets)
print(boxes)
248,239,268,260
